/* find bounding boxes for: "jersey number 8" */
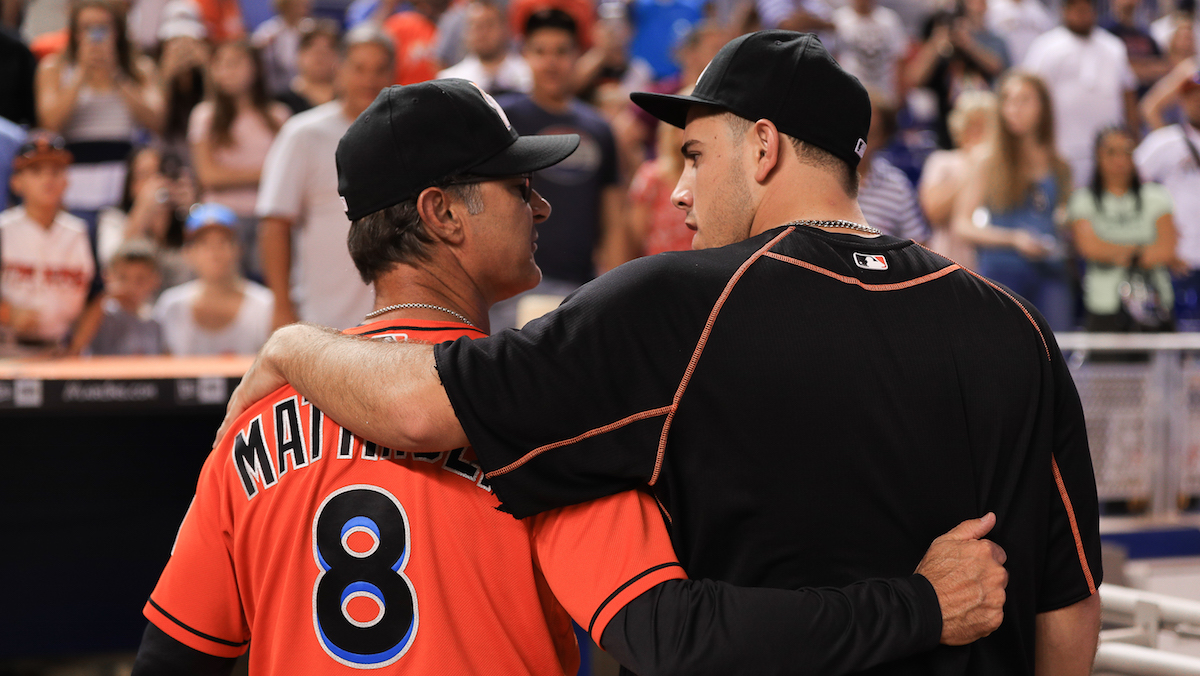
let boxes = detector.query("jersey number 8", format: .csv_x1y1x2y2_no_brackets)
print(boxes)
312,485,419,668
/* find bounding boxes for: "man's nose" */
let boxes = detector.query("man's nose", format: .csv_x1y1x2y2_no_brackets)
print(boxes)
531,188,551,222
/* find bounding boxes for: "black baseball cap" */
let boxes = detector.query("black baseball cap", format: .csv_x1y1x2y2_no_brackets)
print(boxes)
631,30,871,168
336,79,580,220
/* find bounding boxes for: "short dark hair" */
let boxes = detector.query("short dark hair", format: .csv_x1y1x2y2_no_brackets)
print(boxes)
347,183,482,284
298,18,341,51
524,8,577,41
722,113,859,198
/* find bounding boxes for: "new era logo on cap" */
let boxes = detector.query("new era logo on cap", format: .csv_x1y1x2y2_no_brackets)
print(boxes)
854,138,867,158
854,252,888,270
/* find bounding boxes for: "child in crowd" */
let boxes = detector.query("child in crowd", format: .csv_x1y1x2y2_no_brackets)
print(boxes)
72,239,165,355
153,203,273,355
188,40,289,278
0,131,96,352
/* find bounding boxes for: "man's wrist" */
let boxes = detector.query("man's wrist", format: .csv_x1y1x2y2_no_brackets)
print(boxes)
910,573,945,649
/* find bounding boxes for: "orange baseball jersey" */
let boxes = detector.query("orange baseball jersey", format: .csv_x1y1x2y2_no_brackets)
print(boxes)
143,319,685,674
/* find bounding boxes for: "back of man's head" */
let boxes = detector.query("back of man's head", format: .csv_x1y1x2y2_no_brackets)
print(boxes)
633,31,870,199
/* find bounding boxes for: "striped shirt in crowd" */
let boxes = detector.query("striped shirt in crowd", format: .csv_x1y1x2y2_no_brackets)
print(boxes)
858,155,931,243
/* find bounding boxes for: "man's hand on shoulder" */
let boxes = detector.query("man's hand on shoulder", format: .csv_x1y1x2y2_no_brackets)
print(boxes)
915,512,1008,646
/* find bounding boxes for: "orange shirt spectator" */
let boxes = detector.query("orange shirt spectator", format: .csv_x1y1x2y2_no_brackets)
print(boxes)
194,0,245,42
508,0,594,50
383,10,440,84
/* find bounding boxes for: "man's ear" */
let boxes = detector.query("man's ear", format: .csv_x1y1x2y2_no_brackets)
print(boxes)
751,119,782,184
416,187,466,245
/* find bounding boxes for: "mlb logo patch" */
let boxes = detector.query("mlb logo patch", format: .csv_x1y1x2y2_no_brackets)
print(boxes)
854,252,888,270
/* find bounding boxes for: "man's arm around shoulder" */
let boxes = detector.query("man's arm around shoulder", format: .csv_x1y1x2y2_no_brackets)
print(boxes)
218,323,464,450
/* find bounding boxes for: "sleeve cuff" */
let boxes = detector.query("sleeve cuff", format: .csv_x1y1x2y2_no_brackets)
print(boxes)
144,599,248,659
909,574,944,652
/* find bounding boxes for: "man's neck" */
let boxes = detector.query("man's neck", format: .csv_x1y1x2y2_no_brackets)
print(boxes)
369,263,490,333
478,50,506,69
530,89,571,114
750,165,874,239
23,202,58,229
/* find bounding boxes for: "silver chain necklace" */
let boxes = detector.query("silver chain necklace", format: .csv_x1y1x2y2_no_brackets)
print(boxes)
364,303,476,327
785,219,881,235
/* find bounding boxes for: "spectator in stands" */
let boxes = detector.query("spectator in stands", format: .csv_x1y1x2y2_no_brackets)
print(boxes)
251,0,313,96
276,18,340,114
754,0,836,42
575,2,654,105
1151,0,1200,58
507,0,595,52
153,202,272,355
0,132,96,351
1135,70,1200,329
907,0,1009,150
1103,0,1170,92
952,71,1075,330
1142,55,1196,128
831,0,908,102
625,0,707,82
437,0,531,96
662,21,727,91
1024,0,1138,187
985,0,1055,65
96,145,195,287
72,238,165,354
35,0,163,222
157,0,209,160
194,0,246,43
379,0,452,84
1070,126,1178,332
628,116,690,257
919,89,997,268
490,9,625,330
857,92,930,243
189,40,290,278
257,25,392,330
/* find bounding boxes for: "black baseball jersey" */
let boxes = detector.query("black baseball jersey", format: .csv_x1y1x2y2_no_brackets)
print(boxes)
434,224,1102,674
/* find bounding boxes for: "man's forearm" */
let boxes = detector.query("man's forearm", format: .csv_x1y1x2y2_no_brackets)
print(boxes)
235,323,466,451
602,576,942,676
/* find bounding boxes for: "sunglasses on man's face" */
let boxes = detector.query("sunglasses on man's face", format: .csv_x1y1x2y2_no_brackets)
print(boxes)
440,173,534,204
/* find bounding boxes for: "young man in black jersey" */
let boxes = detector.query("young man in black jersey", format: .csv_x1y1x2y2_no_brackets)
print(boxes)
222,31,1100,674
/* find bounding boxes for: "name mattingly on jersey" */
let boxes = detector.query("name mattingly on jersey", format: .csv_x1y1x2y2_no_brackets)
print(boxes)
230,394,491,500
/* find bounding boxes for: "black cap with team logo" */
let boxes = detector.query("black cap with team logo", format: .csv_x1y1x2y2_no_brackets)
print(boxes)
630,30,871,168
336,79,580,221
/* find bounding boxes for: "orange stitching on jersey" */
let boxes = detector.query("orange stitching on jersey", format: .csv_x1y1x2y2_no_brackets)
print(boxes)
650,227,796,485
1051,454,1097,594
763,251,961,290
484,406,674,478
959,267,1052,362
654,491,673,524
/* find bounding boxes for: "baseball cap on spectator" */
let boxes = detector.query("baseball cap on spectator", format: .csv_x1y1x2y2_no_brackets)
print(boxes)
630,30,872,169
185,203,238,239
158,0,207,41
13,131,73,171
336,79,580,220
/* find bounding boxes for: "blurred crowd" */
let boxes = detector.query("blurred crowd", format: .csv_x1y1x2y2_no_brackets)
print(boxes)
1,0,1199,357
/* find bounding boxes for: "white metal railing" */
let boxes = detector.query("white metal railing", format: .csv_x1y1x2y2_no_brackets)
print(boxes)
1055,333,1200,517
1097,585,1200,674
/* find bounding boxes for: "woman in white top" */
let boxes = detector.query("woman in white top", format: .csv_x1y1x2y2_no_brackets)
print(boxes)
35,0,163,214
153,203,273,356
